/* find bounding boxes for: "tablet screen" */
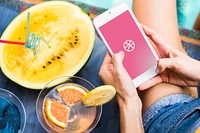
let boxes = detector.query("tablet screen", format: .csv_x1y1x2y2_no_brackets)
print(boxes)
99,10,157,79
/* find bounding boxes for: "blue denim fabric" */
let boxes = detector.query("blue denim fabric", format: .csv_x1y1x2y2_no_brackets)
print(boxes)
143,94,194,127
144,94,200,133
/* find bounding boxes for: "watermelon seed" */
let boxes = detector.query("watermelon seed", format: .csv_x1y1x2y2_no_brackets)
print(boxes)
57,56,61,59
48,61,51,64
18,38,21,40
43,66,46,69
86,12,90,16
52,58,55,61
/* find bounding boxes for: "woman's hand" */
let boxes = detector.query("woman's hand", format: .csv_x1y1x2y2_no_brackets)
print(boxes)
99,51,143,133
139,25,200,90
99,52,141,106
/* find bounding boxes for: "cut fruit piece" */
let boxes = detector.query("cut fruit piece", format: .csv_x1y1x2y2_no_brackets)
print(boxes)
44,99,70,129
0,1,95,89
195,128,200,133
82,85,116,106
57,83,87,106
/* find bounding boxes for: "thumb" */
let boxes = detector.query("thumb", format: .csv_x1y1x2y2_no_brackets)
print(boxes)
112,51,131,79
112,51,136,90
138,75,163,90
112,51,125,69
157,58,177,73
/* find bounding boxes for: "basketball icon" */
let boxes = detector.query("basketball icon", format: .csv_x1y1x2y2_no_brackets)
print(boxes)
123,40,135,52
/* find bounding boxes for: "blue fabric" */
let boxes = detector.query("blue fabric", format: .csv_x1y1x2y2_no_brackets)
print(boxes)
0,1,31,35
143,94,194,127
144,96,200,133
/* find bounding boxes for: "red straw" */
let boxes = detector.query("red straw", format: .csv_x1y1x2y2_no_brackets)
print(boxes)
0,39,25,45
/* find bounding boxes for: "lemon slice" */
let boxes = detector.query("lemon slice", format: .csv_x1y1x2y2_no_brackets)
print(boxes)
82,85,116,106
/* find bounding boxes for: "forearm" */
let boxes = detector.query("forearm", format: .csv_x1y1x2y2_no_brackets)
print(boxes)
119,99,144,133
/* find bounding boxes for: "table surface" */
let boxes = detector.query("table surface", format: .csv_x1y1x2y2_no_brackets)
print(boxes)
1,1,200,133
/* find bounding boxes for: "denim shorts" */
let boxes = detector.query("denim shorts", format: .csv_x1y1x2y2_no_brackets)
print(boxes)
143,94,200,133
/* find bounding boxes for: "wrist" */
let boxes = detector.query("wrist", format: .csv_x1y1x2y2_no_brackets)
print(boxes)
118,96,142,115
119,97,144,133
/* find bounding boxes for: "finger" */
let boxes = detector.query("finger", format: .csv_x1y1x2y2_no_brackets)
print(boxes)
112,51,124,66
99,52,113,76
101,52,112,66
141,24,171,57
112,51,128,76
112,51,133,80
99,63,113,76
112,51,125,68
157,58,178,73
99,52,112,77
99,65,114,85
138,75,163,90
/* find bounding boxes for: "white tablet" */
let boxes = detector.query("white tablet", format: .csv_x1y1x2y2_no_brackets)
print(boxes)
93,2,159,87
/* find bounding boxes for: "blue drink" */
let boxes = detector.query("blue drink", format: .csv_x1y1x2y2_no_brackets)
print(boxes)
0,97,21,133
0,88,26,133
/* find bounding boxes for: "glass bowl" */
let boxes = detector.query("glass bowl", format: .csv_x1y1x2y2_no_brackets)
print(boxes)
0,88,26,133
36,76,102,133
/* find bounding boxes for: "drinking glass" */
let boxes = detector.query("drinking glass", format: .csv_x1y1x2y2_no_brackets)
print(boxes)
36,76,102,133
0,88,26,133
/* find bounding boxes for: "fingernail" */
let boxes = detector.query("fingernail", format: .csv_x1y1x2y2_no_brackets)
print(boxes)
119,51,124,55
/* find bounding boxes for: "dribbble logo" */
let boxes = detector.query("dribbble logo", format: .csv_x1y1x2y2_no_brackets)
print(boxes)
123,40,135,52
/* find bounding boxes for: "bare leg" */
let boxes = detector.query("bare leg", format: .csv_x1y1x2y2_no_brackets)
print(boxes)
133,1,183,50
193,12,200,31
132,0,198,114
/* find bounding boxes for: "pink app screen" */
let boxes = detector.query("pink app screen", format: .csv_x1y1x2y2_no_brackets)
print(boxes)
99,10,157,79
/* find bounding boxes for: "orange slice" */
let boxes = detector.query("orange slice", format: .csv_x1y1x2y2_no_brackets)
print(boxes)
44,99,70,129
56,83,87,105
82,85,116,106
